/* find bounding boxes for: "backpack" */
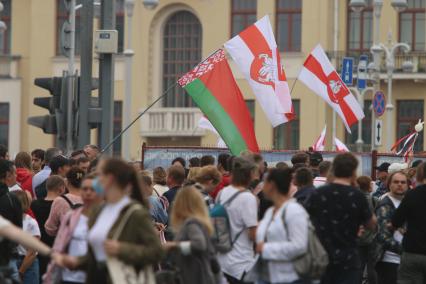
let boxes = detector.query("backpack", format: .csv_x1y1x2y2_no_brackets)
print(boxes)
209,190,248,253
60,195,83,210
282,205,329,280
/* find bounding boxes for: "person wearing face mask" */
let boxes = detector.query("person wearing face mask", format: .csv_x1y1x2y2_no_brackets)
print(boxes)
375,171,408,284
57,157,164,284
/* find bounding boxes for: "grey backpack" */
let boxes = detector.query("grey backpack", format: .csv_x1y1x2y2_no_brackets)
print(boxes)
282,206,329,280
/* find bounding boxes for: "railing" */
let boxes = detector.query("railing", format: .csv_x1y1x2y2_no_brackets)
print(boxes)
0,55,20,78
327,50,426,73
140,107,206,137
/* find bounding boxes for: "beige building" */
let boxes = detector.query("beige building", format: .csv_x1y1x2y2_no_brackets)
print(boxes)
0,0,425,159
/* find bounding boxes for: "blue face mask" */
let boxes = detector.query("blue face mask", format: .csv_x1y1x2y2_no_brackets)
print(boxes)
92,178,104,195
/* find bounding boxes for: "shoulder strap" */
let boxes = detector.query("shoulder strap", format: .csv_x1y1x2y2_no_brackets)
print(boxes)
111,203,143,240
60,194,73,208
221,189,249,206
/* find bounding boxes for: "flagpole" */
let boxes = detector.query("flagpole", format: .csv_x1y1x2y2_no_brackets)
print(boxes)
289,78,299,95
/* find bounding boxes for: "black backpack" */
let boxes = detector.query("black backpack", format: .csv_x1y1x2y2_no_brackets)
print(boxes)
60,195,83,209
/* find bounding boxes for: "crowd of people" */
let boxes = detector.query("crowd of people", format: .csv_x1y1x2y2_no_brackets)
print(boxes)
0,143,425,284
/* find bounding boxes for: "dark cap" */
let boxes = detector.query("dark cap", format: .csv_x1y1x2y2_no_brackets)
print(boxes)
49,155,70,173
375,162,390,173
411,159,423,168
309,151,323,164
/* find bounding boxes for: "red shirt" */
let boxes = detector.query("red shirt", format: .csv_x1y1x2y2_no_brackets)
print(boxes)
210,173,231,199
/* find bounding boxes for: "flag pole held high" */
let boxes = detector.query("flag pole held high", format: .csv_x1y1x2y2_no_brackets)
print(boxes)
178,49,259,155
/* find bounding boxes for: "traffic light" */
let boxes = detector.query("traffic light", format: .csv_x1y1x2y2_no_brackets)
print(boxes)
27,77,64,134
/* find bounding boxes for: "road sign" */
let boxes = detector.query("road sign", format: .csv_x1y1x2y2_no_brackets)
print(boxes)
341,57,354,86
373,91,386,117
357,55,368,90
375,119,383,146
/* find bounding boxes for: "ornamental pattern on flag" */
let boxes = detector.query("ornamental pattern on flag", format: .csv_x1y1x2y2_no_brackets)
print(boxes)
298,44,365,133
224,15,293,127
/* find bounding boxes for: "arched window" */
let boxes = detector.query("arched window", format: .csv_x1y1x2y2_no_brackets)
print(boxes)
163,11,202,108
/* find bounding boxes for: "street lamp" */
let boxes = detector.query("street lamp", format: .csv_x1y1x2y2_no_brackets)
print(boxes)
143,0,159,10
0,1,6,34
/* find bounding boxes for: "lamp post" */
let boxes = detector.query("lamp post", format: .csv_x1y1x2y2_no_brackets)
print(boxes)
0,1,6,34
350,87,374,152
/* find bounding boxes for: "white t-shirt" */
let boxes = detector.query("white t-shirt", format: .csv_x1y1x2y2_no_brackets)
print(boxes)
17,214,41,255
88,196,131,261
216,185,258,280
153,184,169,197
0,216,10,229
382,195,402,264
62,215,89,283
313,176,327,188
9,184,22,192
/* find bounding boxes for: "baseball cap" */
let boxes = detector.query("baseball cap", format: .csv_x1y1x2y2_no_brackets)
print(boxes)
411,159,423,168
375,162,390,173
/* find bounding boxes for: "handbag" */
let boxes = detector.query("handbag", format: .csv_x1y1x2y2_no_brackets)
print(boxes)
106,204,156,284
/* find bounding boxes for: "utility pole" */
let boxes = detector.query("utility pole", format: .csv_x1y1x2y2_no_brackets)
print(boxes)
66,0,76,154
78,0,95,148
98,0,116,155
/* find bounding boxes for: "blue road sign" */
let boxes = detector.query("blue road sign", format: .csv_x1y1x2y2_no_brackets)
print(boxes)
373,91,386,117
357,55,368,90
341,57,354,86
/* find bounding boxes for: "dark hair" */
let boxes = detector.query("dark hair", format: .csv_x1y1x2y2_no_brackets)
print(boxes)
77,157,90,164
291,152,309,165
0,144,8,159
44,148,62,164
200,155,215,167
227,155,236,172
218,153,231,171
71,149,88,159
88,158,99,173
0,160,14,180
189,157,200,168
332,153,358,178
101,157,147,207
66,166,85,188
31,149,45,161
172,157,186,168
231,157,256,187
153,167,167,185
46,175,65,192
357,176,372,192
15,152,32,170
266,168,293,195
309,152,323,167
167,165,186,185
294,167,314,187
252,153,263,164
319,161,332,176
50,155,70,174
276,162,288,169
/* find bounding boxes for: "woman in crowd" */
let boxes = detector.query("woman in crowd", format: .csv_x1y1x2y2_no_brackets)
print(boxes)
255,168,309,284
186,167,201,183
45,167,84,237
153,167,169,197
139,172,168,225
58,157,163,284
15,151,34,198
164,185,221,284
194,165,222,209
44,173,101,284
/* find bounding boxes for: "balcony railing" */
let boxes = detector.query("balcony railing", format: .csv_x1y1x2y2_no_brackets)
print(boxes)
140,107,206,137
0,55,20,78
327,50,426,74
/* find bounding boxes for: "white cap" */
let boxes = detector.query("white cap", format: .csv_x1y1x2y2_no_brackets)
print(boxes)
388,162,408,174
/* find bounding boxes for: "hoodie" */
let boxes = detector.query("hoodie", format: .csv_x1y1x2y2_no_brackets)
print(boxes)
16,167,33,197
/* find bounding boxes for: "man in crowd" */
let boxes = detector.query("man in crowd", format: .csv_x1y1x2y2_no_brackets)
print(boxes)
163,165,185,208
32,147,62,195
200,155,215,167
291,151,310,167
83,144,99,161
31,149,45,174
306,153,376,284
0,144,9,160
77,157,91,173
309,151,323,177
293,167,315,206
2,161,21,192
211,153,231,199
314,160,331,188
35,155,70,199
188,157,200,168
373,162,390,198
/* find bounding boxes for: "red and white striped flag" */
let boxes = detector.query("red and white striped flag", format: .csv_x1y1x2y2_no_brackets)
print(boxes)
313,126,327,151
298,44,364,133
224,15,293,127
198,117,227,148
335,137,349,152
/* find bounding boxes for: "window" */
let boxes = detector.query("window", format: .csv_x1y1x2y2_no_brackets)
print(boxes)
347,0,373,52
0,0,11,54
273,100,300,149
345,100,372,151
276,0,302,52
399,0,426,51
231,0,257,37
113,101,123,156
56,0,125,55
397,100,424,152
163,11,202,108
245,100,255,123
0,103,9,148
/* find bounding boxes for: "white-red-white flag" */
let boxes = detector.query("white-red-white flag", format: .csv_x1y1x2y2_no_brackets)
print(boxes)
334,137,349,152
198,117,227,148
224,15,293,127
313,126,327,151
298,44,364,133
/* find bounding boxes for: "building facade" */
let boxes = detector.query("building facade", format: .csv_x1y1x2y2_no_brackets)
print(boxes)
0,0,425,159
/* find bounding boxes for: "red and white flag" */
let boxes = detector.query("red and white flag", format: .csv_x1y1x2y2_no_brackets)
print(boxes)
224,15,293,127
298,44,364,133
198,117,227,148
313,126,327,151
334,137,349,152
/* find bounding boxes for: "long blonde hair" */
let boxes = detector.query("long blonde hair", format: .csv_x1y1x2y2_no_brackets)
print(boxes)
170,186,214,235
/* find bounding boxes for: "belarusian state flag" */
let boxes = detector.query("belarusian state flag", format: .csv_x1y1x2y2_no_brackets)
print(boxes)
224,15,293,127
298,44,364,132
178,49,259,155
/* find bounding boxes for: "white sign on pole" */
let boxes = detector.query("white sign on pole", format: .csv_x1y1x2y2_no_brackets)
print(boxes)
375,119,383,146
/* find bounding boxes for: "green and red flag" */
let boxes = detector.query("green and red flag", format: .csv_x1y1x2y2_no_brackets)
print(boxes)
178,49,259,155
